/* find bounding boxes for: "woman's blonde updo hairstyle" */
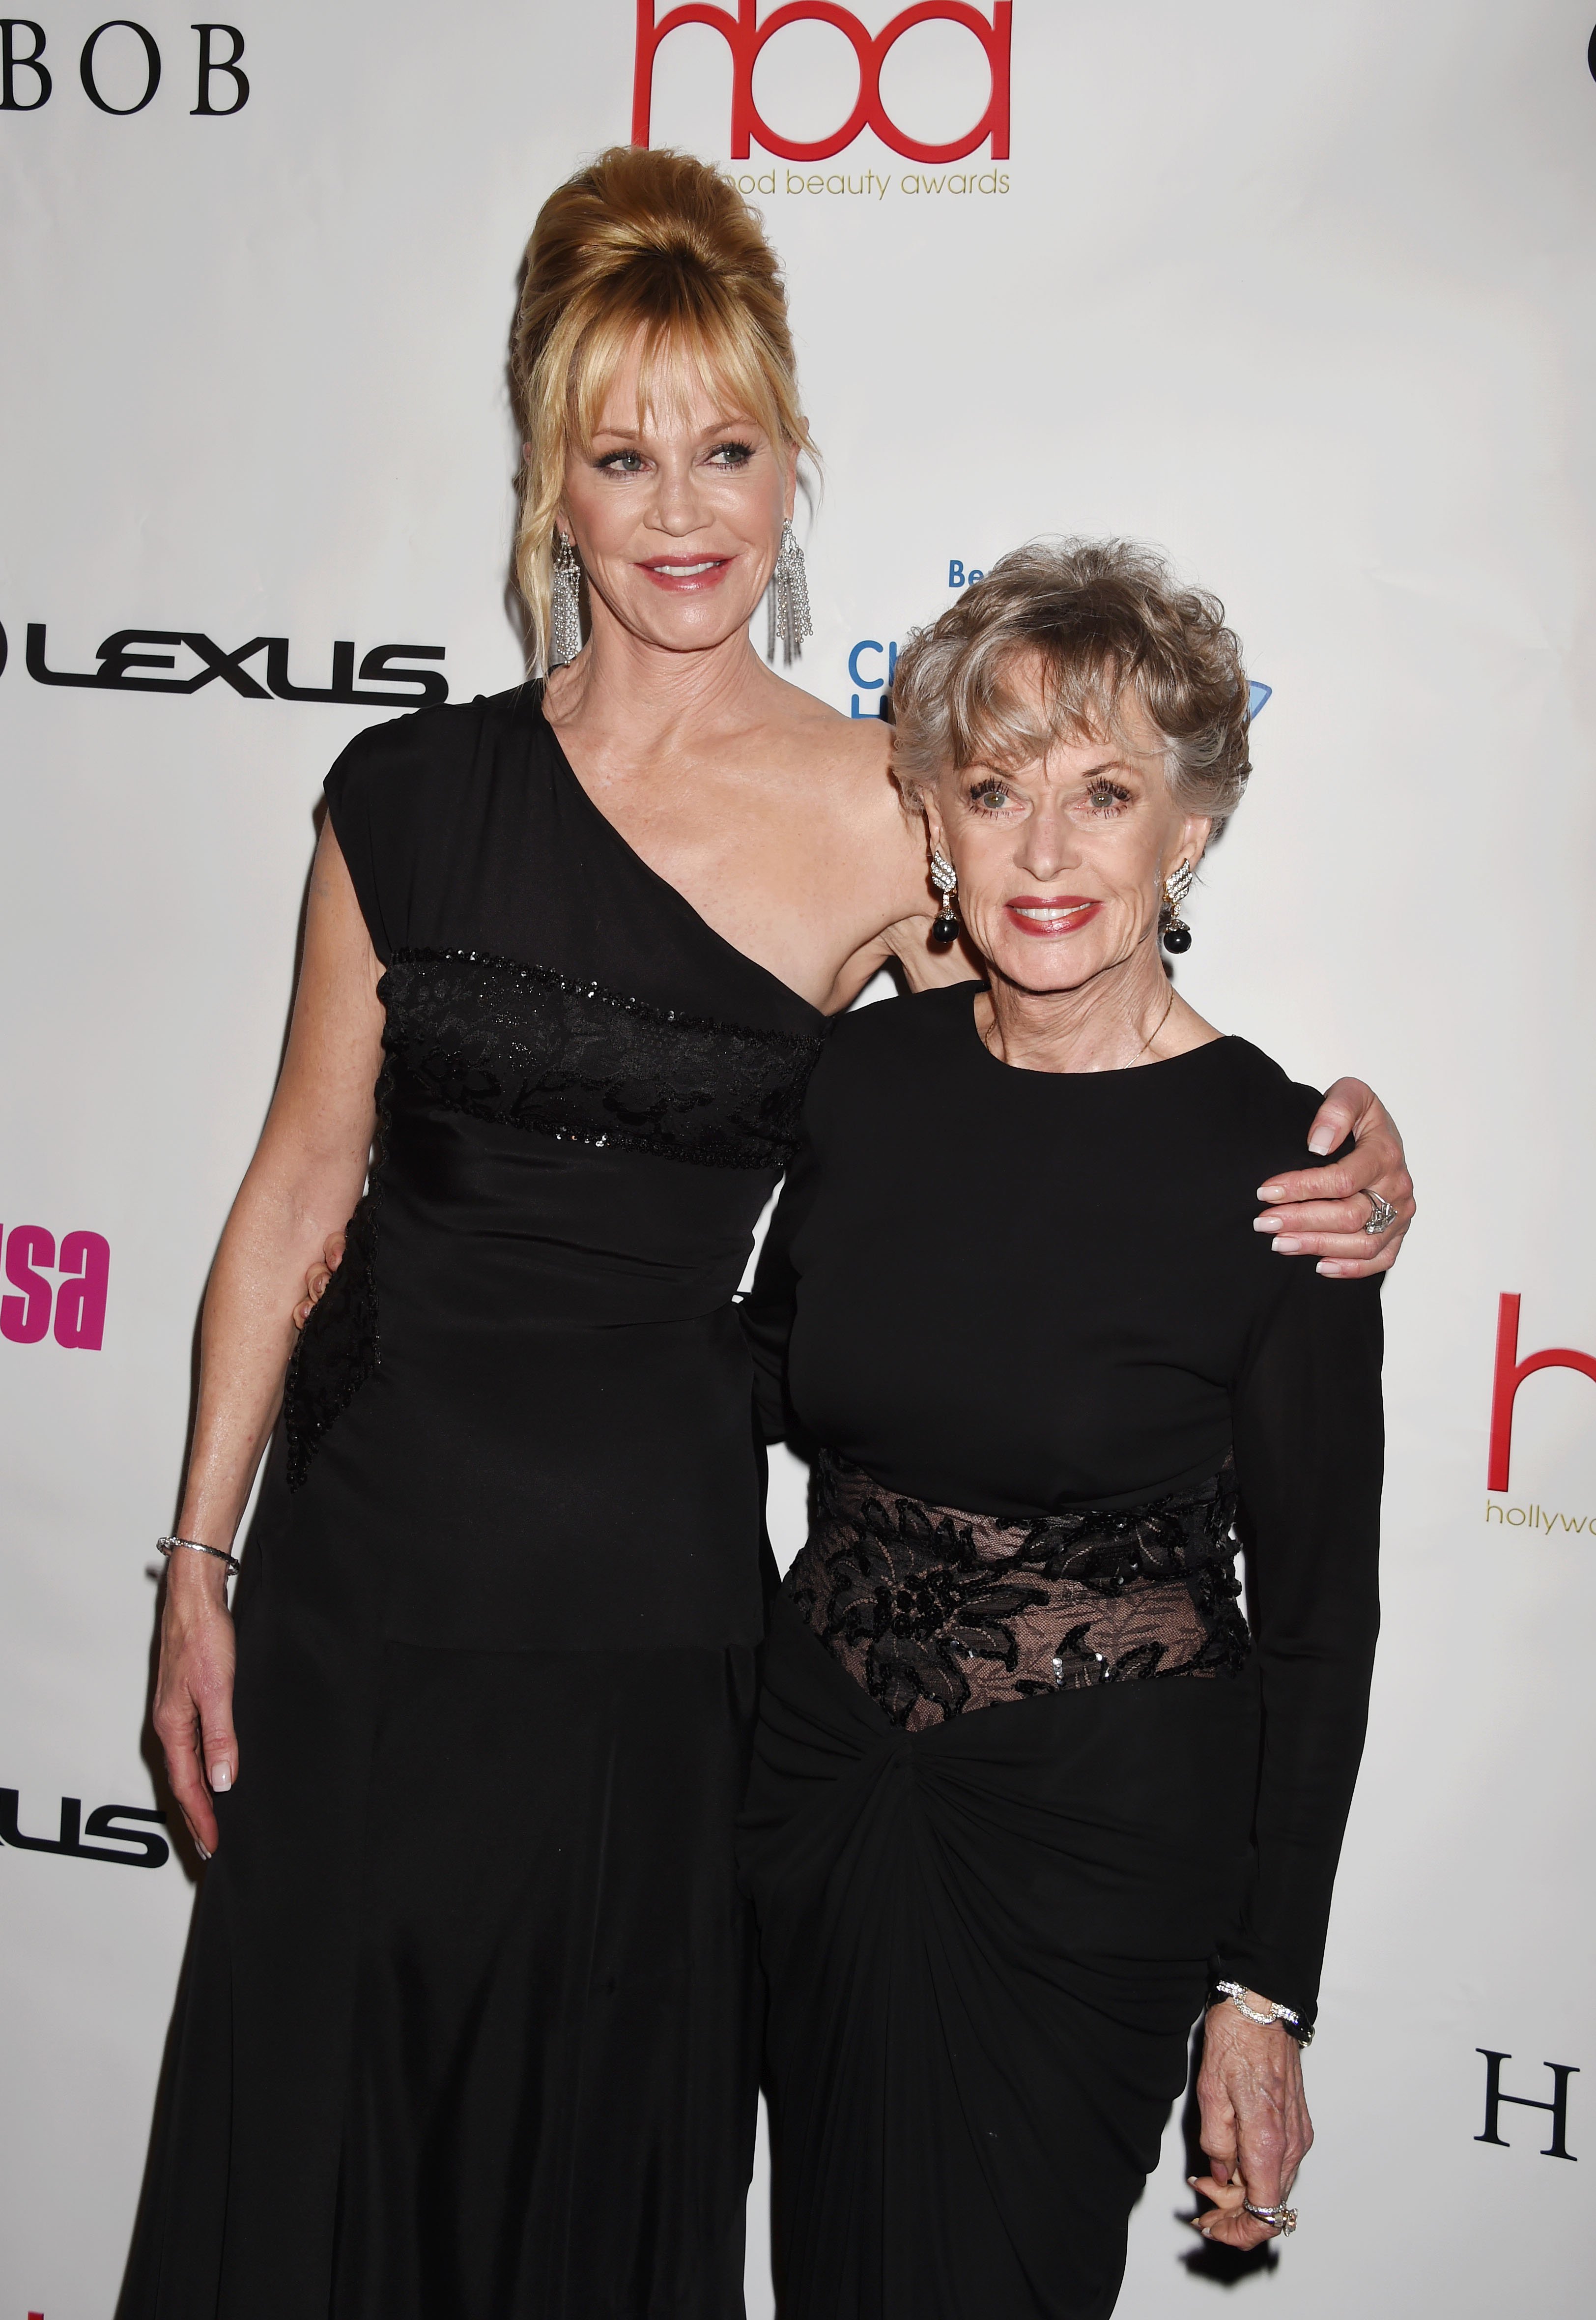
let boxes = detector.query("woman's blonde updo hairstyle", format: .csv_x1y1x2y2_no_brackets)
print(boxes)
892,540,1254,825
512,145,816,672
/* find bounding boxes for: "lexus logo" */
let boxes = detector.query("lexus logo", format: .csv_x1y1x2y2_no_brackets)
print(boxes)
1,1788,169,1867
1,623,447,707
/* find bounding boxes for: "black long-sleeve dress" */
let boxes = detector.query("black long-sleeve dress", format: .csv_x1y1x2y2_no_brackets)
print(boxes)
737,982,1383,2320
121,687,826,2320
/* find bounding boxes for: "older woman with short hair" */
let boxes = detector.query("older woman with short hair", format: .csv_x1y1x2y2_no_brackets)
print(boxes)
739,540,1385,2320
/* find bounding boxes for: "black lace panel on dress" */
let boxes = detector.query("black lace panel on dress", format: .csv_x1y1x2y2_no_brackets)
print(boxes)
283,1185,383,1492
378,949,826,1170
282,953,825,1490
783,1452,1251,1732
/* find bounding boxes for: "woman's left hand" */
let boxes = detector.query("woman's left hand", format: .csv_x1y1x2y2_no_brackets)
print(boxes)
1189,1998,1313,2250
1254,1077,1414,1279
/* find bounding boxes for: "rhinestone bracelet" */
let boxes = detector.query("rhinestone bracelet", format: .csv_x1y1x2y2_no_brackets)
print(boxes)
1212,1980,1313,2046
156,1535,241,1579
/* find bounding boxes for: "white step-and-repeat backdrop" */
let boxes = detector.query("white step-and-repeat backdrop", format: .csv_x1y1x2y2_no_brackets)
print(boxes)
3,4,1594,2312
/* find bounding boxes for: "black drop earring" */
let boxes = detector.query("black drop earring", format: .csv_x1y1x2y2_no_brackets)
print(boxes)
930,849,960,946
1160,861,1196,953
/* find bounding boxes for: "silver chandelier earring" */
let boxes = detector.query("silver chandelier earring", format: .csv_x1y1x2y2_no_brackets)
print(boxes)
549,531,583,669
930,849,960,947
766,520,813,664
1160,859,1196,954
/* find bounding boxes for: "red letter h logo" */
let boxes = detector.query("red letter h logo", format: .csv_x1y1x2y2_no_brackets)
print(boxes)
1487,1293,1596,1493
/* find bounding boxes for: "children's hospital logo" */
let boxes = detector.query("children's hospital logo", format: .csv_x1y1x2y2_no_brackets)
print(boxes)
632,1,1011,163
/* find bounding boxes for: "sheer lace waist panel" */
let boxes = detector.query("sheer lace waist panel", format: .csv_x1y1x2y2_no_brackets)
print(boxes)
782,1453,1250,1733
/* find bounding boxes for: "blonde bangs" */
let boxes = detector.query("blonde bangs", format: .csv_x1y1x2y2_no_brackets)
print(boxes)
511,147,814,674
950,648,1128,781
567,297,793,453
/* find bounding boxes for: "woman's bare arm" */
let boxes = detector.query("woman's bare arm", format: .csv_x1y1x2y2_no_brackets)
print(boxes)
153,824,384,1856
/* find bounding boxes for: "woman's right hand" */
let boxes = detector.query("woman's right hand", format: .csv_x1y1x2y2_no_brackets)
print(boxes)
292,1230,346,1329
1189,1997,1313,2249
152,1556,238,1858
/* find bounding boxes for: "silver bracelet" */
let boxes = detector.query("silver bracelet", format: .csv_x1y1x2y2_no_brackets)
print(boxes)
1213,1980,1313,2047
156,1535,241,1579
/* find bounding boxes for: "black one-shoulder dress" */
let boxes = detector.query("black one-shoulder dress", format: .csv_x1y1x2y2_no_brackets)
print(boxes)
122,687,826,2320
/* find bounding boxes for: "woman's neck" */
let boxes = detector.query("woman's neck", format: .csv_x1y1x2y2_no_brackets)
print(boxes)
543,601,787,760
977,943,1220,1074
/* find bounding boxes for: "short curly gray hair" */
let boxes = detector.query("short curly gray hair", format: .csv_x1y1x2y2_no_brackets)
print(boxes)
891,538,1253,823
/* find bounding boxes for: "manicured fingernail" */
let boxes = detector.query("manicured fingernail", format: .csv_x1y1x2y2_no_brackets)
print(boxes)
1253,1215,1282,1233
1317,1260,1347,1276
1256,1183,1284,1201
194,1840,211,1861
1271,1237,1303,1255
1308,1127,1336,1156
210,1764,231,1792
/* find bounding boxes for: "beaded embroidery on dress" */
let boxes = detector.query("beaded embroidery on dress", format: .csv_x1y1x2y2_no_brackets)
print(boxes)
282,948,826,1489
783,1451,1250,1732
380,948,826,1169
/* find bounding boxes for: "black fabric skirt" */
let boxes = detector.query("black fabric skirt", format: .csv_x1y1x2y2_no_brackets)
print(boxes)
120,1458,761,2320
737,1600,1261,2320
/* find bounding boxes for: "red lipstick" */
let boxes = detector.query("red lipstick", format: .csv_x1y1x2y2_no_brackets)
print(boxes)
1003,895,1103,938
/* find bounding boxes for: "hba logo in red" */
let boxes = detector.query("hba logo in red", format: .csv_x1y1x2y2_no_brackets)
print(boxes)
632,1,1012,163
1488,1293,1596,1492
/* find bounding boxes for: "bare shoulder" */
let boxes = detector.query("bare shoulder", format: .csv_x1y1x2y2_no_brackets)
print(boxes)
764,680,933,995
769,675,888,758
767,680,901,819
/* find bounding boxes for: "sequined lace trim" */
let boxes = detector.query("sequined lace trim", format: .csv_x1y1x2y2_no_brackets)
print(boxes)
378,947,826,1170
783,1451,1250,1732
388,947,820,1048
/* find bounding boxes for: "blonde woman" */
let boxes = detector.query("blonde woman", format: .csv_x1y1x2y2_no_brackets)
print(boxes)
130,154,1410,2319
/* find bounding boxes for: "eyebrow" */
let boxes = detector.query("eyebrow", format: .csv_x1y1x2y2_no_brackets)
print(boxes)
975,754,1140,782
589,416,762,445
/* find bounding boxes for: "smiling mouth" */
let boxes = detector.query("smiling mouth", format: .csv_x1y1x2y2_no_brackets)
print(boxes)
640,557,732,588
1005,897,1103,935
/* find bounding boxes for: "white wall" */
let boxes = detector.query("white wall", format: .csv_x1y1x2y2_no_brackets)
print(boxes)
3,5,1593,2312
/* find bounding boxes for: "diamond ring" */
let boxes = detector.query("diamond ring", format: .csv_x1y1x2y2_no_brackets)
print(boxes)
1243,2200,1298,2236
